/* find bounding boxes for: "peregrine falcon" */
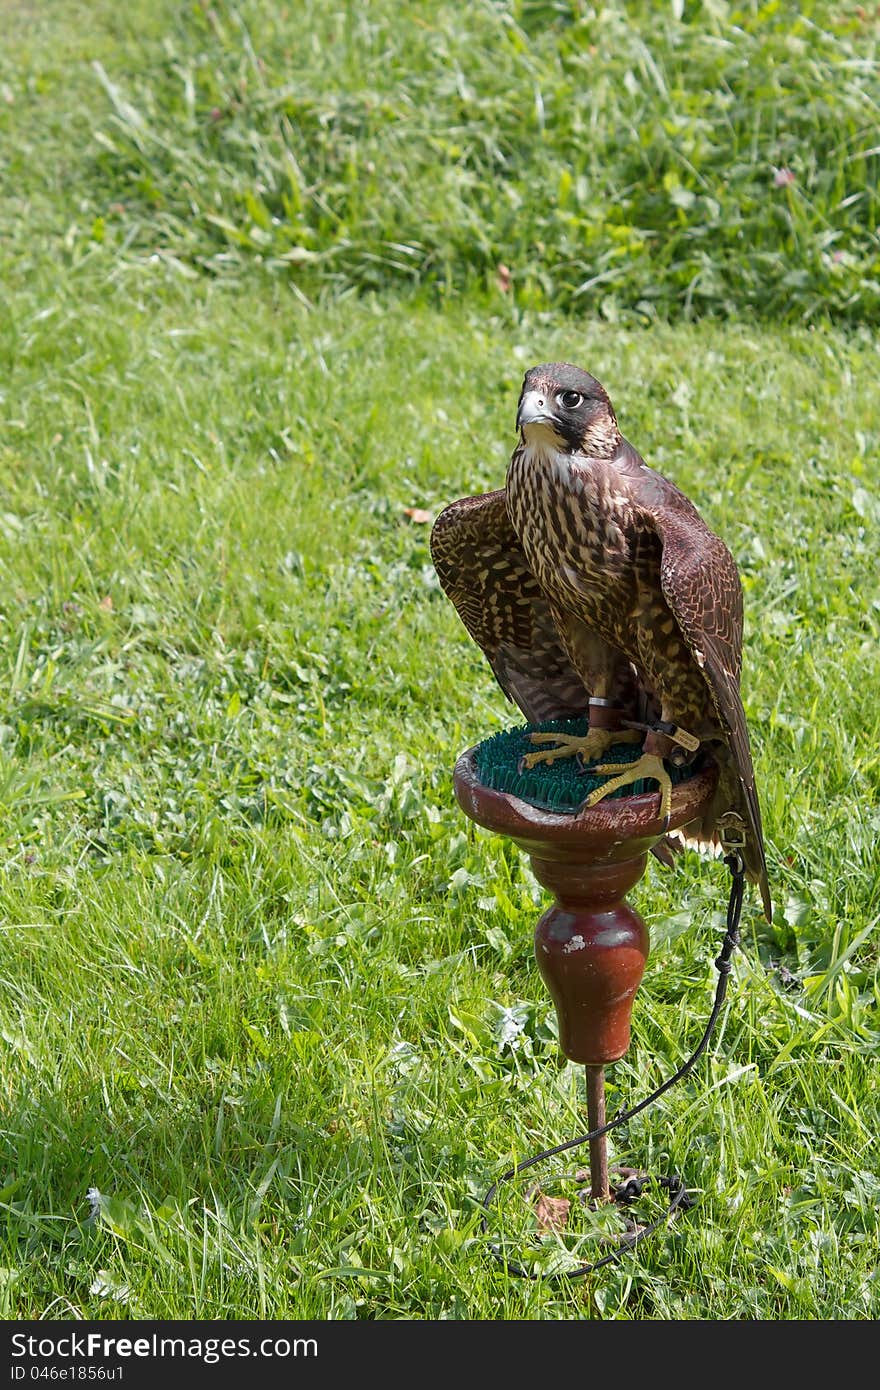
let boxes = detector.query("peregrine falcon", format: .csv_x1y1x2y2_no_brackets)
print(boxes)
431,362,771,921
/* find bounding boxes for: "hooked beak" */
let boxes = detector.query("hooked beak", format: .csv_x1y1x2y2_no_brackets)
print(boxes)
516,389,553,431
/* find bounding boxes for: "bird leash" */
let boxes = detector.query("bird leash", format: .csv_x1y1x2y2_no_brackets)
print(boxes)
479,850,746,1281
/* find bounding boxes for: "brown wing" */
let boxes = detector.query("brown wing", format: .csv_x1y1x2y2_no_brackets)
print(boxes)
650,509,771,919
430,491,590,723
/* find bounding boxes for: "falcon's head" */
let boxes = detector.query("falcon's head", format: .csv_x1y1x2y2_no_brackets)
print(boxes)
516,363,619,457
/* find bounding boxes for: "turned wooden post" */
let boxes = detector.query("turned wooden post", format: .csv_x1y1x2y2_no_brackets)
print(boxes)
453,746,718,1203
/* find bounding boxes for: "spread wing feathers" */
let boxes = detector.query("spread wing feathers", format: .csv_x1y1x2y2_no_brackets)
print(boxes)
430,491,590,723
650,513,771,919
432,490,692,872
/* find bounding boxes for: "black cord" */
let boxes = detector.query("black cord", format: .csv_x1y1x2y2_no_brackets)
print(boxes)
480,852,746,1280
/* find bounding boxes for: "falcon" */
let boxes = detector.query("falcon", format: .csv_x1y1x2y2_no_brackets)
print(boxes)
431,362,771,921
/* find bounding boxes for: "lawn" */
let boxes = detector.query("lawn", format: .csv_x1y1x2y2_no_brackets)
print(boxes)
0,0,877,1320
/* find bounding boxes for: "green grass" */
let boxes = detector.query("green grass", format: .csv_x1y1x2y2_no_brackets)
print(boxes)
4,0,880,322
0,0,878,1320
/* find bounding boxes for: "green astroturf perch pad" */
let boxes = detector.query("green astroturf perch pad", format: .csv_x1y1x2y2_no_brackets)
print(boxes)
474,716,696,814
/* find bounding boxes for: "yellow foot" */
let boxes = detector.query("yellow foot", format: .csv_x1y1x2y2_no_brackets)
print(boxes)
583,753,673,825
520,726,641,770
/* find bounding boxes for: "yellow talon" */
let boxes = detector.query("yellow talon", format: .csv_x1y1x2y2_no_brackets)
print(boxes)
583,753,673,824
521,726,641,770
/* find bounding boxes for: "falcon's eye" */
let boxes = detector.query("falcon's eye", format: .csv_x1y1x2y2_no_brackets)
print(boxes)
558,390,583,409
